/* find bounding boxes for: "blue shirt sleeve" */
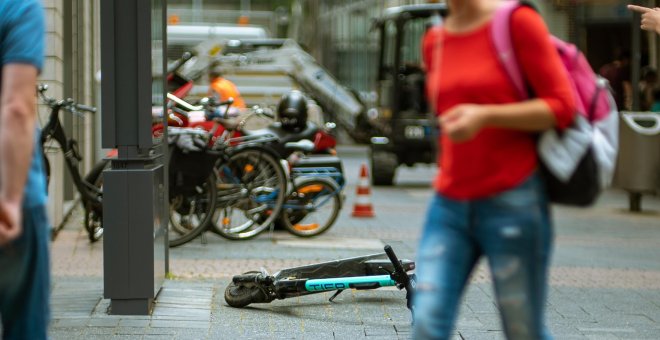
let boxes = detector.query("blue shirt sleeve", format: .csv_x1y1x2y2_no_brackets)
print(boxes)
0,0,45,71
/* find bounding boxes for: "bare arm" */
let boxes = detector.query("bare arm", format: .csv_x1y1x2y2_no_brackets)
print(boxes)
0,64,39,246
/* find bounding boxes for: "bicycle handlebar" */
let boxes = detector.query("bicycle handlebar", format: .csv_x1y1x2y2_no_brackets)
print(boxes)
37,83,96,116
204,97,234,108
75,104,97,113
252,106,275,119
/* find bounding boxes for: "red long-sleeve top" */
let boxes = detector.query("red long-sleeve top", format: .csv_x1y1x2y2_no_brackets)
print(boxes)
422,6,575,199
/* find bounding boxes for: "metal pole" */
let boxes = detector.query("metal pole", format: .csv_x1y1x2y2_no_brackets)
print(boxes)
101,0,167,315
632,0,642,111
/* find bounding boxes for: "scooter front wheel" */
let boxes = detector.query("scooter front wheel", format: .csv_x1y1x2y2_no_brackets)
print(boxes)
224,271,269,308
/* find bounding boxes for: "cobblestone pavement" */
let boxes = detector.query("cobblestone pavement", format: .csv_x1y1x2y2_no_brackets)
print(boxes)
46,145,660,339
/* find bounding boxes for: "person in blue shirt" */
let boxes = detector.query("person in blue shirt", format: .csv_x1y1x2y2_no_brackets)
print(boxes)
0,1,49,339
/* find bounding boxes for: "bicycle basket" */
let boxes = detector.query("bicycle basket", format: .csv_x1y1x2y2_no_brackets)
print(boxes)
169,146,219,194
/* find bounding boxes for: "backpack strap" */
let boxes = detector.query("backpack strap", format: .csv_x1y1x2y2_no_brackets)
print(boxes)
491,1,536,100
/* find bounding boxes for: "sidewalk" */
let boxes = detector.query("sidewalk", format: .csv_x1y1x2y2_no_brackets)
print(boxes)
47,146,660,339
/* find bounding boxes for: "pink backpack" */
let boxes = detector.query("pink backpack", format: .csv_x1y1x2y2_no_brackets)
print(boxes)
492,1,619,206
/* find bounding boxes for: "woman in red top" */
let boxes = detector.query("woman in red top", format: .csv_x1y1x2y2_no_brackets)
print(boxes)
413,1,575,339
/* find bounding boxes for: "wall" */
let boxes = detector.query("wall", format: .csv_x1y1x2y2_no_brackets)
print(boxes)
42,0,65,227
41,0,101,228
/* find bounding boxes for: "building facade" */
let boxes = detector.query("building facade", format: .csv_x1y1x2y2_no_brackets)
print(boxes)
295,0,654,98
42,0,101,228
39,0,657,228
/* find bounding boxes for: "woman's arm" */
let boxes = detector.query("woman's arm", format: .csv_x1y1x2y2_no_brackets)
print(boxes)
440,6,575,142
439,100,555,142
509,6,576,129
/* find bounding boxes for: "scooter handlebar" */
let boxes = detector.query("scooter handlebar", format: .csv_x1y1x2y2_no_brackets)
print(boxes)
232,273,273,285
384,244,416,313
384,245,405,276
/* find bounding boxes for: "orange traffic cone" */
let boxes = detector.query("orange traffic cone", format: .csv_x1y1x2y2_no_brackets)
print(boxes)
352,164,375,218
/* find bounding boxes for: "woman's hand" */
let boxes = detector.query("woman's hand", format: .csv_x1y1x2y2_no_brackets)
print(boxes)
628,5,660,34
439,104,489,142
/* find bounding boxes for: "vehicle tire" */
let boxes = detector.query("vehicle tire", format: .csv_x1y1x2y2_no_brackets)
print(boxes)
83,160,109,243
168,173,217,247
279,177,341,237
83,201,104,243
224,272,269,308
371,150,397,186
211,148,286,240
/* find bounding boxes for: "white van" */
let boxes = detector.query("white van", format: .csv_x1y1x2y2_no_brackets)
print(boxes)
167,25,269,60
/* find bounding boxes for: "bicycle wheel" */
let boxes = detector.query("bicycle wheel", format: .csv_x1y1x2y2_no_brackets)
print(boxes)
82,160,109,243
279,177,341,237
168,173,217,247
211,147,286,240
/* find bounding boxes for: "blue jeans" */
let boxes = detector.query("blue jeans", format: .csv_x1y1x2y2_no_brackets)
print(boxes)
0,205,50,340
413,174,552,340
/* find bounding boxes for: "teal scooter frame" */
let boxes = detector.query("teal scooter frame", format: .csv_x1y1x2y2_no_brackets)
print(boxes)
224,245,416,312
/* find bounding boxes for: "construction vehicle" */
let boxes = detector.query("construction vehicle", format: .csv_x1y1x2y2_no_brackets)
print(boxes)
177,39,364,137
365,3,446,185
165,3,447,184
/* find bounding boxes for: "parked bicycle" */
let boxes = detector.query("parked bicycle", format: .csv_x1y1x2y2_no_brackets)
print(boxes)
166,97,288,246
198,100,345,240
273,140,345,238
88,91,345,246
38,84,104,242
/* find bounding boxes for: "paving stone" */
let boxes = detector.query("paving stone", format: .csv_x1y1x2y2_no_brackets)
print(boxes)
142,327,177,335
47,150,660,339
456,330,506,340
332,329,367,338
47,330,87,340
150,319,209,329
88,318,121,327
54,318,90,328
116,319,151,328
114,326,149,335
143,335,174,340
585,334,620,340
80,326,117,336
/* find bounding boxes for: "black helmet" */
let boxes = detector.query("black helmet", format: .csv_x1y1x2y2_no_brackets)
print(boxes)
277,90,308,130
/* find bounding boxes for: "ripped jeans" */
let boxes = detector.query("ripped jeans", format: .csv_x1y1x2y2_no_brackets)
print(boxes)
413,173,552,340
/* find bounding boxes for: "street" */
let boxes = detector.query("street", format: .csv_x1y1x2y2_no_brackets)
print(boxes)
49,145,660,339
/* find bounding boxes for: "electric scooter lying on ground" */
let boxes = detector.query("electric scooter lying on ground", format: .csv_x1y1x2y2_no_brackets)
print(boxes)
224,245,416,313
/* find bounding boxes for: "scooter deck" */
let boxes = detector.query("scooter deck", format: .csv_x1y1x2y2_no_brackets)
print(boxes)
272,252,415,281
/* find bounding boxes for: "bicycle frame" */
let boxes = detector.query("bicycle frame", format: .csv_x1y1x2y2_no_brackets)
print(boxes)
41,102,101,210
